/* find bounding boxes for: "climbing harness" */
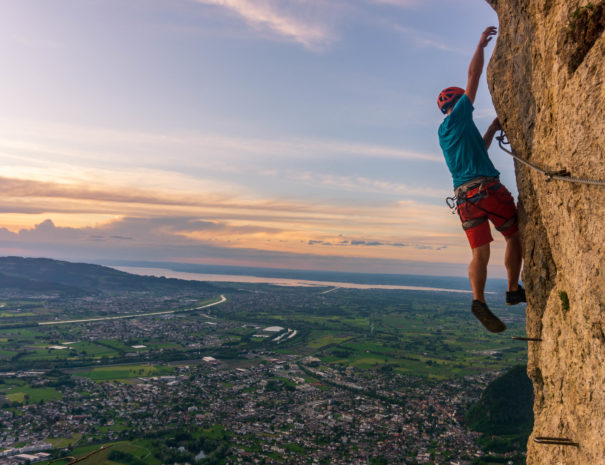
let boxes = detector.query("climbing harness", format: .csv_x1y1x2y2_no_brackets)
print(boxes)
454,176,499,197
446,177,497,212
497,131,605,186
534,437,579,447
446,178,517,234
446,178,508,219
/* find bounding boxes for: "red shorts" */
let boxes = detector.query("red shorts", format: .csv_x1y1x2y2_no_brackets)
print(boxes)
456,181,518,249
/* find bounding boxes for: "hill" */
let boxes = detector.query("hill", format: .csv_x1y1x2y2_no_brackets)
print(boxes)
466,364,533,459
0,256,218,295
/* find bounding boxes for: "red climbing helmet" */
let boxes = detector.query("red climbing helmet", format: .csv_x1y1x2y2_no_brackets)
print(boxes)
438,87,465,114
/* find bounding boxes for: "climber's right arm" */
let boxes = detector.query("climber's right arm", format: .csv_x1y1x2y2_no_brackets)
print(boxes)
483,118,502,149
466,26,497,104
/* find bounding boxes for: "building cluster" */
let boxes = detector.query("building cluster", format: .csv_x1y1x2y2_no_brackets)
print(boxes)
0,360,501,465
0,443,52,464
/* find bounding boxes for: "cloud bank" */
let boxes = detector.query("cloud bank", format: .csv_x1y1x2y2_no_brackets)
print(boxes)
0,218,467,276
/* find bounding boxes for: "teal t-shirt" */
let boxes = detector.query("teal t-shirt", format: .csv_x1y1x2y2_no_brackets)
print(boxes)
438,94,499,189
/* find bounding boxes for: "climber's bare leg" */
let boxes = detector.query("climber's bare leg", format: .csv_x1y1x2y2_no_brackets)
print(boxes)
504,231,522,291
469,242,490,303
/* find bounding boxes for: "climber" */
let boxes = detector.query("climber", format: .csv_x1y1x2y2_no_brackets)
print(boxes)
437,26,526,333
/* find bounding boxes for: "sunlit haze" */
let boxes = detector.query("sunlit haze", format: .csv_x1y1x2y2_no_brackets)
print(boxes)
0,0,514,276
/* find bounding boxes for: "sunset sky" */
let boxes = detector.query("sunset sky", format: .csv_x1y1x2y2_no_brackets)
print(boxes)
0,0,516,277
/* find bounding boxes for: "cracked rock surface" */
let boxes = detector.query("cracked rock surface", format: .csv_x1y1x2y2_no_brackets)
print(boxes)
485,1,604,464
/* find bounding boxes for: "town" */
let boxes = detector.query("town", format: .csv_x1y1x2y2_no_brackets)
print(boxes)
0,260,529,465
1,357,499,465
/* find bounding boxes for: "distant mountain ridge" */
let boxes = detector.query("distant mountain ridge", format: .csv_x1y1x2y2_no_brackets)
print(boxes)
0,256,217,295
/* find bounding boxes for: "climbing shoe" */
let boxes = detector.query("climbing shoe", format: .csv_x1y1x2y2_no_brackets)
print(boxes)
506,286,526,305
471,300,506,333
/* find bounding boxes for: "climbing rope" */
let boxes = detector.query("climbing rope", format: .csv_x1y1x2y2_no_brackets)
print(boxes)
497,131,605,186
444,130,605,212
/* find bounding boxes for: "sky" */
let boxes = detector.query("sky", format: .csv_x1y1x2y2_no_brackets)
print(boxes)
0,0,516,277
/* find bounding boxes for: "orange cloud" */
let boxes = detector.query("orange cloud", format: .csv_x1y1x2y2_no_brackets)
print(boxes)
0,172,510,269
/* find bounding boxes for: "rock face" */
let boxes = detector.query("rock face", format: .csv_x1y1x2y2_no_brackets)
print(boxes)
485,1,604,464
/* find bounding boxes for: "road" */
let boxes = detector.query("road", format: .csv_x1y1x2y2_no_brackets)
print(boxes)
319,287,339,295
38,295,227,326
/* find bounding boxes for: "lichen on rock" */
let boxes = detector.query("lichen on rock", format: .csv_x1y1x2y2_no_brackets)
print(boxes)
485,1,605,464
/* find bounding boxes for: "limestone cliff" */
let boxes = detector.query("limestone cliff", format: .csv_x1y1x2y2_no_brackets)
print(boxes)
485,1,604,464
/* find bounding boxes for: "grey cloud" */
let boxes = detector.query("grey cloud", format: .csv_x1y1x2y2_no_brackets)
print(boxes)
350,240,383,246
0,217,284,248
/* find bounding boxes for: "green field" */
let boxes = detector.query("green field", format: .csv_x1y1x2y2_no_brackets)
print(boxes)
47,433,84,449
306,333,353,349
39,426,228,465
39,441,159,465
222,286,528,379
0,380,63,404
0,311,36,317
73,364,176,381
0,285,528,380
